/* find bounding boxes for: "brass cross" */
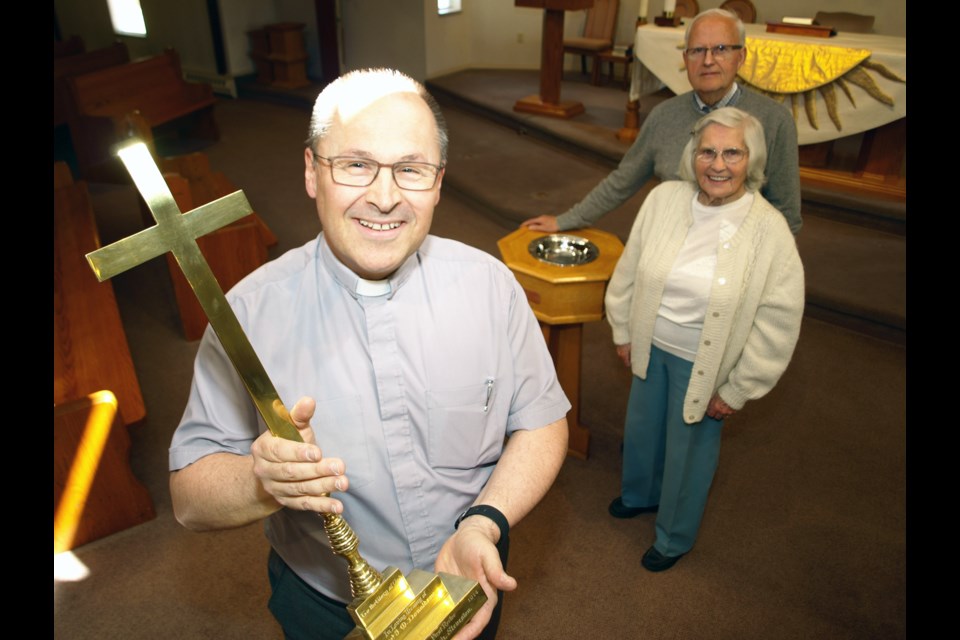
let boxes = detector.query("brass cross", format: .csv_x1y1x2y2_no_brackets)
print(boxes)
85,140,301,442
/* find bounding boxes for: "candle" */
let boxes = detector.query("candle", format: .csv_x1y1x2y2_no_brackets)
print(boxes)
664,0,676,15
638,0,649,19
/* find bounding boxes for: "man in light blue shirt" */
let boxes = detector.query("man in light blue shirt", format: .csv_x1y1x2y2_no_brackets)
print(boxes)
169,68,570,640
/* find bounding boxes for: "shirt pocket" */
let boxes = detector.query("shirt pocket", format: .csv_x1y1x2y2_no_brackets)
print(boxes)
313,395,373,490
426,380,504,470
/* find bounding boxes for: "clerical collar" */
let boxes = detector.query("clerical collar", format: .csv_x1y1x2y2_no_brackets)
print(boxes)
318,232,420,299
355,277,391,297
694,82,740,113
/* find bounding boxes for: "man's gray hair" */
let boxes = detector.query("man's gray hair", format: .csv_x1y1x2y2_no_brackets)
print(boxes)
305,68,449,164
678,107,767,192
684,8,746,46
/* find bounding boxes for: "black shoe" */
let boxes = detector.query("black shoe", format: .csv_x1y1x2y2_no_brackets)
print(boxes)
608,497,659,518
641,546,685,572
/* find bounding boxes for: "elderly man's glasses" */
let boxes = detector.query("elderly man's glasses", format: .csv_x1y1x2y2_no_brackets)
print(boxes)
696,147,748,165
685,44,743,60
313,154,443,191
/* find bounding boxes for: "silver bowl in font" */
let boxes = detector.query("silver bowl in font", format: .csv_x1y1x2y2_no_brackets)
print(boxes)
528,234,600,267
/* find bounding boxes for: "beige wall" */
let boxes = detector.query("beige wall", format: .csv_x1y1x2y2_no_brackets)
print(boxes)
53,0,906,83
638,0,905,37
54,0,216,69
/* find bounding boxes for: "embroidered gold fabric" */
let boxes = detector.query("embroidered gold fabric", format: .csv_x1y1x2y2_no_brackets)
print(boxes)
739,38,871,93
733,39,905,132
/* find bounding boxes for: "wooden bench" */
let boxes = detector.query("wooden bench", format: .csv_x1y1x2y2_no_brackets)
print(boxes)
54,390,155,553
159,152,276,340
66,48,219,183
54,161,146,426
54,41,130,128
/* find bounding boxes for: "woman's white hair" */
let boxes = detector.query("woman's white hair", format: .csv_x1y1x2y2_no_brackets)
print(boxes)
678,106,767,192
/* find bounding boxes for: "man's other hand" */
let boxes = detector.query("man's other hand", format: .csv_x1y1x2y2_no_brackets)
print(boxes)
434,516,517,640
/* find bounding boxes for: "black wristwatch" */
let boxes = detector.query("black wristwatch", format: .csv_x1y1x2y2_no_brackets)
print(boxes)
454,505,510,541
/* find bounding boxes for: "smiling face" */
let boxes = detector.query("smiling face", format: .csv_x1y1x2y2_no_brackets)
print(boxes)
683,15,746,106
695,123,748,206
304,92,443,280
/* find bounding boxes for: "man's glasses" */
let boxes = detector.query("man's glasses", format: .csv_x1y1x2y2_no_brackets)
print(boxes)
695,147,748,165
684,44,743,60
313,154,444,191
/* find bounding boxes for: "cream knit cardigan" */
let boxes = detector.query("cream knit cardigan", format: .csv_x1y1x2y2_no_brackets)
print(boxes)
605,181,805,424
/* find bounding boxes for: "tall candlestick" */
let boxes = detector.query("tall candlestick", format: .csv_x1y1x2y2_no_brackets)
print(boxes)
664,0,676,15
638,0,649,19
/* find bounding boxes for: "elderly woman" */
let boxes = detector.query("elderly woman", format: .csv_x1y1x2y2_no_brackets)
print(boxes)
604,107,804,572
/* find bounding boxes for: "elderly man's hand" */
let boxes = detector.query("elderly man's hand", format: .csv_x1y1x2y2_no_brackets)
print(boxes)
520,215,560,233
249,396,348,515
434,517,517,640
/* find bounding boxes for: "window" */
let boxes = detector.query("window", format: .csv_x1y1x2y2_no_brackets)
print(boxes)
107,0,147,37
438,0,461,16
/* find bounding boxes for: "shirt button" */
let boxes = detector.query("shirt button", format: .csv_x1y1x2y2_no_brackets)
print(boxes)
723,242,731,249
712,311,720,317
704,339,712,346
693,398,700,404
697,370,704,375
718,277,727,285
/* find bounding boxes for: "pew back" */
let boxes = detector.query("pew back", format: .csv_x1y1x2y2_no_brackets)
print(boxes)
54,162,146,425
53,41,130,127
67,49,215,125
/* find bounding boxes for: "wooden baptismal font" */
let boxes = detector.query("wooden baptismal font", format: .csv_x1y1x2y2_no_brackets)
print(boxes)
498,227,623,458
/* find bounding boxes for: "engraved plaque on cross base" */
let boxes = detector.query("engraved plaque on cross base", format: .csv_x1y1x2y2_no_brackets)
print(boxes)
84,140,487,640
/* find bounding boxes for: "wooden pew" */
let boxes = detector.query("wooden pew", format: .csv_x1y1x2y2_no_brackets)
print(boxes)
159,150,277,247
54,35,86,59
66,48,219,183
54,162,146,426
160,155,274,340
54,390,155,553
54,41,130,128
92,119,276,340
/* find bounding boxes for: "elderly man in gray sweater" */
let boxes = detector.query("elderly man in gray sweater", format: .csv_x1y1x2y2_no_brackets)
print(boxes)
522,8,802,235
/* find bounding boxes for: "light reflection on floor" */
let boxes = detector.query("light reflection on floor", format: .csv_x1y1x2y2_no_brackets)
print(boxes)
54,551,90,583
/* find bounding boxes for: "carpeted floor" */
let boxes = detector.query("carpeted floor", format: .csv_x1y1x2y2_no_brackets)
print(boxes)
53,77,907,639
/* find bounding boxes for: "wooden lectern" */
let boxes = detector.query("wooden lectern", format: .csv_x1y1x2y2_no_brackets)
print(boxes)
514,0,595,118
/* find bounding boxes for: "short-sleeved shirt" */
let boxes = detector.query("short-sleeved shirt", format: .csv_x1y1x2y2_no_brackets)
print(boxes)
170,233,571,602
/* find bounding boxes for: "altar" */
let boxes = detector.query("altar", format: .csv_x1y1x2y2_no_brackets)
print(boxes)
623,21,906,195
628,22,906,145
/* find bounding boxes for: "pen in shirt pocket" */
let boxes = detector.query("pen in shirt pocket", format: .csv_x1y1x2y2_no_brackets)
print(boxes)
483,377,494,413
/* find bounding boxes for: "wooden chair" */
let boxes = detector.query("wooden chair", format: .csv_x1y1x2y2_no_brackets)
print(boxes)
563,0,619,76
813,11,875,33
720,0,756,24
674,0,700,19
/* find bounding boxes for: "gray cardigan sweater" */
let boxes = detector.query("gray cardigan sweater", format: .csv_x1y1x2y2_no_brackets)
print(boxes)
604,181,805,423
